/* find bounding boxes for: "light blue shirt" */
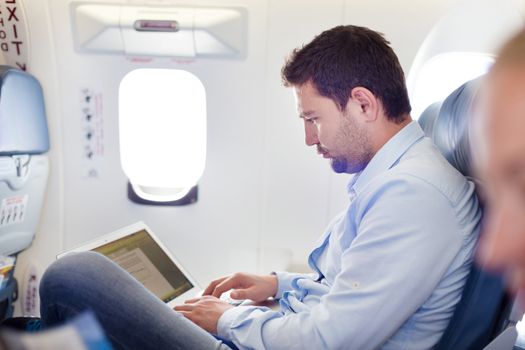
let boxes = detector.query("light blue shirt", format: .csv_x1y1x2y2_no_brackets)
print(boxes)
217,121,481,350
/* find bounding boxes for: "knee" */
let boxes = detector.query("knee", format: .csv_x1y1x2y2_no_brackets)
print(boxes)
40,251,109,301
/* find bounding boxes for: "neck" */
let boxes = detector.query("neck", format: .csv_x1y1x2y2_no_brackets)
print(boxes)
370,114,412,154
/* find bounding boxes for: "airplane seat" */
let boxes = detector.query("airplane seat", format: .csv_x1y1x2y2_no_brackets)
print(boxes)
417,101,442,138
0,66,49,320
418,77,513,350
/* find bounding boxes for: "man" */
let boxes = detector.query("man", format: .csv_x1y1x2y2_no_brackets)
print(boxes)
476,28,525,304
39,25,481,349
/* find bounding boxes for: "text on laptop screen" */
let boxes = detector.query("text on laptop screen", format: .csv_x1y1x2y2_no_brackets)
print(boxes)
92,229,193,303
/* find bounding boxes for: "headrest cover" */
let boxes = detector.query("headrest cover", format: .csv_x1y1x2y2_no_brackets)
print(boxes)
418,77,482,177
0,66,49,155
418,101,442,137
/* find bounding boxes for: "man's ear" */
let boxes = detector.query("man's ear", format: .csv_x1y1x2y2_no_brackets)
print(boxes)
349,87,379,122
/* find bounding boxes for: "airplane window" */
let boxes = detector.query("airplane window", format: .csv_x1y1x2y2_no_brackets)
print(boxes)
118,68,206,203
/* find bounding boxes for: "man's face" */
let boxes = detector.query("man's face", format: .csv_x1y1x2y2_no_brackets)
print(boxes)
294,81,372,174
478,65,525,294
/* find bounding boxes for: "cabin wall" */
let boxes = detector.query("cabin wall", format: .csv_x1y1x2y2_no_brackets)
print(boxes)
8,0,498,316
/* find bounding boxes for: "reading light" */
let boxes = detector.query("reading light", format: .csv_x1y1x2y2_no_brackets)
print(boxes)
119,68,206,204
133,20,179,32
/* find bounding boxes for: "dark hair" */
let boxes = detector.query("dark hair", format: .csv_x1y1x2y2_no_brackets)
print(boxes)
281,25,411,122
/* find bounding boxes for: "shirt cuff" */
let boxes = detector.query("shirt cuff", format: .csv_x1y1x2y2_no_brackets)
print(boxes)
217,306,246,340
273,271,303,299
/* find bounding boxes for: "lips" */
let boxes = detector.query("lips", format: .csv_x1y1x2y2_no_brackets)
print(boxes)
317,150,331,159
317,147,332,158
317,146,330,158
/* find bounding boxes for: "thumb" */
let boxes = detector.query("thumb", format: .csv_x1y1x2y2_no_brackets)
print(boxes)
230,289,248,300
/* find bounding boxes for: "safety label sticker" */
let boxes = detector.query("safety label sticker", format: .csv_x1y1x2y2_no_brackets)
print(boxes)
0,194,27,227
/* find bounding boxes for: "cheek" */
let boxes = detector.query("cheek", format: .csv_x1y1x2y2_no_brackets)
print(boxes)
482,194,525,265
317,123,340,146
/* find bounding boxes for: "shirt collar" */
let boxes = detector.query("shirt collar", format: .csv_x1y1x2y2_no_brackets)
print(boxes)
347,120,425,196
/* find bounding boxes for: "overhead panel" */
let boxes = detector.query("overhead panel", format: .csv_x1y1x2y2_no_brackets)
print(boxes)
71,2,247,58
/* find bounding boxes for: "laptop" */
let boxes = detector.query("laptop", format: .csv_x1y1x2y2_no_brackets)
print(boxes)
57,221,200,308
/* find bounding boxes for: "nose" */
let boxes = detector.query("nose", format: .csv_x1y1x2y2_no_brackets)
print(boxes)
304,121,319,146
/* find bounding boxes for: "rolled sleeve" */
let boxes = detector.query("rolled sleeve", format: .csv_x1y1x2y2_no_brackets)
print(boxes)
272,271,314,299
217,306,245,339
216,175,471,350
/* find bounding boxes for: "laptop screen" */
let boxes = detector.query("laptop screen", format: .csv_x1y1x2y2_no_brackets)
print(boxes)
91,229,193,303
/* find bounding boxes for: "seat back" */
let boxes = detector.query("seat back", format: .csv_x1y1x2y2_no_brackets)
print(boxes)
0,66,49,256
0,66,49,320
418,78,512,350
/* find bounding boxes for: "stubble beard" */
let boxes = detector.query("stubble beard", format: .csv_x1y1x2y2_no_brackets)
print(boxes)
330,112,373,174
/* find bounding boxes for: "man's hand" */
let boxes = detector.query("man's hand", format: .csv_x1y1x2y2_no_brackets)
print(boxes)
174,296,233,334
203,272,278,303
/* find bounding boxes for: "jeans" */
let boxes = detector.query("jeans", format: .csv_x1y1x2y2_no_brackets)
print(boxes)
39,251,233,350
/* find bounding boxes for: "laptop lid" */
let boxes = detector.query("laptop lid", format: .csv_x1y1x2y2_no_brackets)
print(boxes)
57,221,200,307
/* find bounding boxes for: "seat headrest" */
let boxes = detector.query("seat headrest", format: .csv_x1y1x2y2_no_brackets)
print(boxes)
0,66,49,156
418,77,483,177
418,101,442,137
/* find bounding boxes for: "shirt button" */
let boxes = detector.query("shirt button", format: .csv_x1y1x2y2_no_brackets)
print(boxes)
352,282,360,290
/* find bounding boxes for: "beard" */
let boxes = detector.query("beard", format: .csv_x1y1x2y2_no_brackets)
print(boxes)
330,154,369,174
328,112,373,174
330,157,351,173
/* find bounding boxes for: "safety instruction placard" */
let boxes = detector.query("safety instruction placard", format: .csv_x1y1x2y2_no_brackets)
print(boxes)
0,194,27,227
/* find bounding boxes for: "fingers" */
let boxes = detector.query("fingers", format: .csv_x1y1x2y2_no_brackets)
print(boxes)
202,276,228,296
176,309,197,325
182,295,220,305
174,303,194,312
211,273,248,298
203,273,258,299
184,297,201,304
211,278,236,298
181,312,195,321
174,297,230,334
230,289,247,300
